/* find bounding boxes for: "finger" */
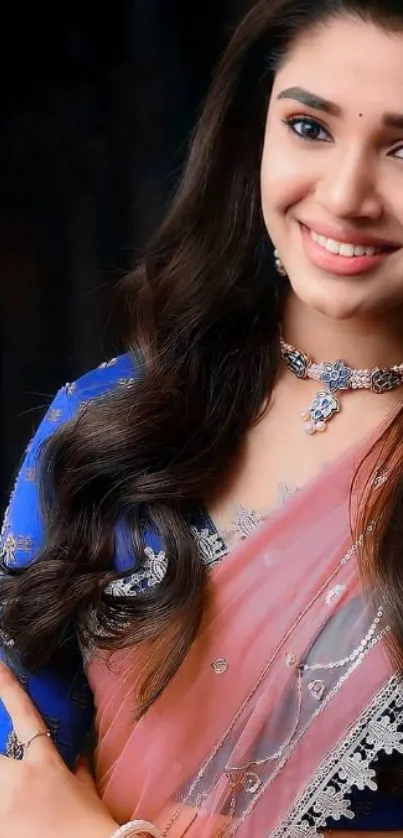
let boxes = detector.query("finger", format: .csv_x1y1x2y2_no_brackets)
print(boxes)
0,661,54,761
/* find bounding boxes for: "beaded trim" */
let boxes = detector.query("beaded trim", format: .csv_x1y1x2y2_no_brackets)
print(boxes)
280,337,403,433
280,338,403,394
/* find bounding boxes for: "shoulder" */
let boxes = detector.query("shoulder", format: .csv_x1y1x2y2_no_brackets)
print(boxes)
65,352,140,415
0,352,140,569
11,352,139,458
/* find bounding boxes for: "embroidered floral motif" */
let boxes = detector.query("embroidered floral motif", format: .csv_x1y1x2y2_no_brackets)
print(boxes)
143,546,167,583
106,528,229,598
0,627,15,648
276,483,299,507
98,358,118,368
0,501,16,566
312,785,355,820
105,546,168,597
326,585,346,606
190,527,227,567
0,531,16,566
218,491,299,550
117,377,136,387
15,536,33,554
105,527,228,599
47,408,62,422
242,772,261,794
0,523,33,566
286,824,316,838
366,713,403,755
211,658,229,675
0,503,10,543
308,680,326,701
229,507,266,541
338,750,377,791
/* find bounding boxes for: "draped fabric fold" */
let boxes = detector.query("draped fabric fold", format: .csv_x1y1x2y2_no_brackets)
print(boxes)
89,438,395,836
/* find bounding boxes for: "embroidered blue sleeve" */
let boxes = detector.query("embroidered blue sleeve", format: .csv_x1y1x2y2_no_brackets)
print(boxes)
0,386,93,768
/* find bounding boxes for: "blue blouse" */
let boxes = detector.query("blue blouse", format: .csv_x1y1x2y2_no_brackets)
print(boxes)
0,353,402,830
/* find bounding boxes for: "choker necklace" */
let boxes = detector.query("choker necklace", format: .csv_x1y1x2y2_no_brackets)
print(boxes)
280,337,403,434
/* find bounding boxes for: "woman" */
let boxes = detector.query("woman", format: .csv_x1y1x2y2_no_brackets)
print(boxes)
2,0,403,834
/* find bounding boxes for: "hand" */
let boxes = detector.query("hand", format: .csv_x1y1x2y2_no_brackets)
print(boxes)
0,661,119,838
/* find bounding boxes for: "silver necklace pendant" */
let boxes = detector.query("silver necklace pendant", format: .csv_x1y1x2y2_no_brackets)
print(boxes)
280,335,403,434
301,390,340,434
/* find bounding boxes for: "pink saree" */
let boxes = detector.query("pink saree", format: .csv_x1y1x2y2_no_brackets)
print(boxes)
87,438,401,836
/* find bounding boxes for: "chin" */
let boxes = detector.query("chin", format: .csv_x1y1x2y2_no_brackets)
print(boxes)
308,299,364,321
289,276,373,321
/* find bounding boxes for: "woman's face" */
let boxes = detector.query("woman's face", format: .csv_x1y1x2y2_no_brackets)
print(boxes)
261,15,403,320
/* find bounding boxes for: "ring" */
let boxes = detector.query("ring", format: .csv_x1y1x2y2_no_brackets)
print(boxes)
6,729,51,759
21,730,51,752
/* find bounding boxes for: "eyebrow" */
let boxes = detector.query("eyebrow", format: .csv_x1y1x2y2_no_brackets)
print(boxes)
277,87,340,116
277,86,403,129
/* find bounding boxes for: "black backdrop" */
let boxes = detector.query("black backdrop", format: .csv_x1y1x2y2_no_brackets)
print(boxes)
0,2,253,507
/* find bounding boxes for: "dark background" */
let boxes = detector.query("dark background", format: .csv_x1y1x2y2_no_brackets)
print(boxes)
1,2,253,507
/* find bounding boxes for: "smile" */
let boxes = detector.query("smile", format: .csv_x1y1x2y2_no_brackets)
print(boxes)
309,230,382,258
299,223,400,277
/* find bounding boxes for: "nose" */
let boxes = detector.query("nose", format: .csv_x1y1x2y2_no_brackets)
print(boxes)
315,147,384,222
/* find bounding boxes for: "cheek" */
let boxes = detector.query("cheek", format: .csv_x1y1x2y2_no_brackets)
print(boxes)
383,174,403,226
260,129,316,219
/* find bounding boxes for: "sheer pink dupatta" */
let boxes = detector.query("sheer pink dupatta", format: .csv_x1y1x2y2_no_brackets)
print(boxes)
87,440,393,836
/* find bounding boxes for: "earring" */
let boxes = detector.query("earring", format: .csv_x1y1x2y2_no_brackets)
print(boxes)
274,248,287,276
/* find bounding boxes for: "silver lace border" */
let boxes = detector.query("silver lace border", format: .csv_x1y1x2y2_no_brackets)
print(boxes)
271,672,403,837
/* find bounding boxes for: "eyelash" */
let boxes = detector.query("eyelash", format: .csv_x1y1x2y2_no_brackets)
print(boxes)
282,115,403,160
283,116,331,143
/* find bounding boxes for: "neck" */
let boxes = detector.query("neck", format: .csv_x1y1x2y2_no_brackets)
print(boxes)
282,293,403,369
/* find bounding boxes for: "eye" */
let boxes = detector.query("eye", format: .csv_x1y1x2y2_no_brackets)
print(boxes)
284,117,332,143
391,145,403,160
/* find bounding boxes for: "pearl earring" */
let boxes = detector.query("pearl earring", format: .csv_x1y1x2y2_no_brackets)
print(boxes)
274,248,287,276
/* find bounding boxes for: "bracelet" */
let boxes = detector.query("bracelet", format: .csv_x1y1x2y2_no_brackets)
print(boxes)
111,820,162,838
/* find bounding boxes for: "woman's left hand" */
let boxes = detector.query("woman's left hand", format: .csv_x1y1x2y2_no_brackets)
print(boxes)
0,661,119,838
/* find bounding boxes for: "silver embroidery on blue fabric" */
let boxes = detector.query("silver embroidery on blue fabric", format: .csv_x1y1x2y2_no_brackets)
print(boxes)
190,527,227,567
105,546,168,597
98,358,118,368
0,501,16,566
106,528,228,597
0,387,71,570
105,495,294,599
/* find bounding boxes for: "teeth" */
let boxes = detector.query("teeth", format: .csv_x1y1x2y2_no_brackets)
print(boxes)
310,230,379,257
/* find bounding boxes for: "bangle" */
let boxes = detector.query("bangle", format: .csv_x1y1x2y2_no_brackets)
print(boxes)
111,820,162,838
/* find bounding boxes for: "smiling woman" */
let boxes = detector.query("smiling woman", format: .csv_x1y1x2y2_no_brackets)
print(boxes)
4,1,403,837
261,14,403,321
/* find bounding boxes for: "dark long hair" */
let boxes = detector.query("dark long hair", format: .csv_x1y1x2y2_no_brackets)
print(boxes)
3,0,403,715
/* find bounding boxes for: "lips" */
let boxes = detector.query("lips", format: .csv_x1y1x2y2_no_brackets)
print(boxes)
300,221,400,250
299,222,400,277
308,228,394,258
